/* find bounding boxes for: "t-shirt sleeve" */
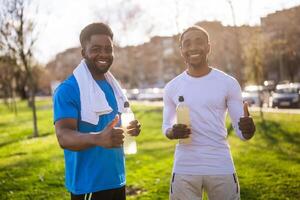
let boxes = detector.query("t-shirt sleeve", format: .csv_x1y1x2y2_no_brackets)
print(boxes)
226,78,246,140
53,84,79,124
162,85,176,135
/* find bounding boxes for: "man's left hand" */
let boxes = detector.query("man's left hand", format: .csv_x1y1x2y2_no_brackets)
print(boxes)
126,120,141,136
238,102,256,140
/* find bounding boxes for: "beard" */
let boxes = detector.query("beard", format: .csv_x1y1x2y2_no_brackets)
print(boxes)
85,58,112,74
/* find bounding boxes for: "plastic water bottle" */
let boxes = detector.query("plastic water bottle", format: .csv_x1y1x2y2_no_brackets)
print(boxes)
176,96,191,144
121,102,137,154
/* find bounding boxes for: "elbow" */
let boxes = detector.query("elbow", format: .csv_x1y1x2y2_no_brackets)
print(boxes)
55,129,70,149
56,133,68,149
54,122,80,151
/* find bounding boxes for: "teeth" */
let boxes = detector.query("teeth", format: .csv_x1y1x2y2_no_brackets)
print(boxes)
190,54,200,58
98,61,107,64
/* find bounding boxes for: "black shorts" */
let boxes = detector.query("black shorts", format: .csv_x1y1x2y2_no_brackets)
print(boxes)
70,186,126,200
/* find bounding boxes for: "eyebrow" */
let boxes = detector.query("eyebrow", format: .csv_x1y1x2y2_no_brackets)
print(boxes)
90,44,112,48
183,36,204,42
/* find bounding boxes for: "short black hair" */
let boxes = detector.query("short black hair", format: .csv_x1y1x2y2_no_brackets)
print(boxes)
179,25,209,47
79,22,113,47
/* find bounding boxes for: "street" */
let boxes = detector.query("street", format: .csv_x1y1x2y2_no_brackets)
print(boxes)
132,100,300,114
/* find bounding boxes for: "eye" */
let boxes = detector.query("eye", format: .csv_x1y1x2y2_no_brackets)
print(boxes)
105,47,113,53
90,47,101,53
195,38,207,46
182,41,190,48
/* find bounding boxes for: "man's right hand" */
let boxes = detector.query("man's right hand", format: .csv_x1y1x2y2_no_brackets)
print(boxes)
95,115,125,148
166,124,191,139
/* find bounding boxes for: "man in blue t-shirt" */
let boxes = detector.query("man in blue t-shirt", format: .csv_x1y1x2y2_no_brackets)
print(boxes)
53,23,141,200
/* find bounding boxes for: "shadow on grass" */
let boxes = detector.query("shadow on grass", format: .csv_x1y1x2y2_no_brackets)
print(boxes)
0,122,10,128
0,132,53,149
227,124,234,136
0,150,65,199
255,120,300,163
0,118,34,128
258,120,300,148
240,188,256,200
126,185,145,196
27,132,52,139
0,140,19,149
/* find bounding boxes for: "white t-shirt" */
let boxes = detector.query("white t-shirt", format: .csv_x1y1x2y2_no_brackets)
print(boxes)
162,68,245,175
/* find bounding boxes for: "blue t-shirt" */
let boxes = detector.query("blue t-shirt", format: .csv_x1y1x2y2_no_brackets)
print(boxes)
53,75,125,195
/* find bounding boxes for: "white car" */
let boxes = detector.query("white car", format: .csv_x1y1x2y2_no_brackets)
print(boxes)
242,85,264,107
124,88,140,100
137,88,164,101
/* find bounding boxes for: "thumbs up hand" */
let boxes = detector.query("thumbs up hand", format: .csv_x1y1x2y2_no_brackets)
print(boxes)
243,101,250,117
95,115,125,148
238,102,256,140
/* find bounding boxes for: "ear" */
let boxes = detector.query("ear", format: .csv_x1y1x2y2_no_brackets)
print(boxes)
179,45,184,58
81,48,86,59
206,43,211,54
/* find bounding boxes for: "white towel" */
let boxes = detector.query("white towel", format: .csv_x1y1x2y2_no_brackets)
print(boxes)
73,60,128,125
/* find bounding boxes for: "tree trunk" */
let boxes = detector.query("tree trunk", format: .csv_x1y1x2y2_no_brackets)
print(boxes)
28,76,39,137
12,96,18,116
259,104,264,121
31,92,38,137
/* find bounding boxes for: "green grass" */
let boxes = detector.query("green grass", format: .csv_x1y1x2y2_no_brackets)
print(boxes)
0,99,300,199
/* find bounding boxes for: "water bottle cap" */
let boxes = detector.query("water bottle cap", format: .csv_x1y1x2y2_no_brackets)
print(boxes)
178,96,184,102
124,101,130,108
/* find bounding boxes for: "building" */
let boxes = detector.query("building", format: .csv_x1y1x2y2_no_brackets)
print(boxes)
261,5,300,82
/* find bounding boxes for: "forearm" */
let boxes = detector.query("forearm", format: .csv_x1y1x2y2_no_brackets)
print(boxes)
56,128,99,151
162,92,177,140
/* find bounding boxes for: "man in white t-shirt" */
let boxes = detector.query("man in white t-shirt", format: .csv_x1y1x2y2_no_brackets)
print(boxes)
162,25,256,200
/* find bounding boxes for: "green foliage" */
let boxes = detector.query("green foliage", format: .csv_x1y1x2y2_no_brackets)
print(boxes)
0,100,299,199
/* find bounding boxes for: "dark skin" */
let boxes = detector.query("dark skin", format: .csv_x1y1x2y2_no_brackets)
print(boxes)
55,34,141,151
166,29,255,140
239,102,256,140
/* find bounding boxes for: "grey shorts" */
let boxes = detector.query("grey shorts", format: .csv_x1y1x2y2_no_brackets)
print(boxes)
170,173,240,200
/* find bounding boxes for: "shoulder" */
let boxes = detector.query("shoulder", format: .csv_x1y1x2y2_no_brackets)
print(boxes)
212,68,240,87
164,71,186,93
55,75,78,94
53,75,80,99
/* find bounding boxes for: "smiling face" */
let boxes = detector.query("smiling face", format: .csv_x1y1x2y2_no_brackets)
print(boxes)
81,34,114,77
180,29,210,69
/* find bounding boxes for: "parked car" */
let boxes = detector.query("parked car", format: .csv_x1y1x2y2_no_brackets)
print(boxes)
270,83,300,108
242,85,264,107
137,88,164,101
124,88,140,100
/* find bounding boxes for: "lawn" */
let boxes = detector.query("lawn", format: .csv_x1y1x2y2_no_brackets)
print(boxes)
0,99,299,199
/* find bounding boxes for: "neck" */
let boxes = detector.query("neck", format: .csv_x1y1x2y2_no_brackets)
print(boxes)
187,62,211,77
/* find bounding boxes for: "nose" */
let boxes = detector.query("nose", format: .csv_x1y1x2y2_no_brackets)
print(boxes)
97,50,113,59
99,52,110,57
188,43,201,52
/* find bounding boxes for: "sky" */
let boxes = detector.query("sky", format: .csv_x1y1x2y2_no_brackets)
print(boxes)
28,0,300,64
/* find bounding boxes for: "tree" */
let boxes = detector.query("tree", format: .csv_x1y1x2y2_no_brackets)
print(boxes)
262,6,300,83
243,30,265,120
94,0,155,88
0,56,18,114
226,0,244,85
0,0,39,137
